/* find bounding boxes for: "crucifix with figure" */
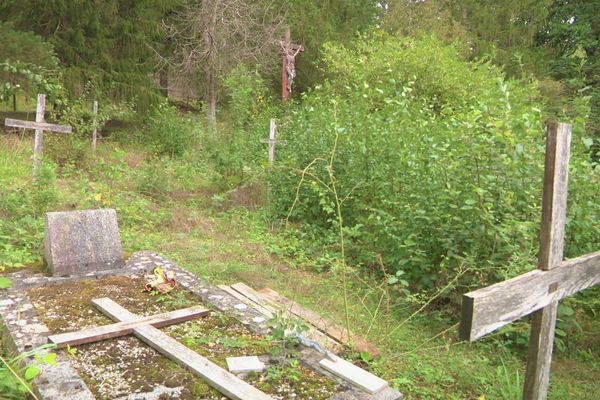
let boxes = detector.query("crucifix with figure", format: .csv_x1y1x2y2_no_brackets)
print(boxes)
280,28,304,102
460,123,600,400
4,93,72,178
48,297,273,400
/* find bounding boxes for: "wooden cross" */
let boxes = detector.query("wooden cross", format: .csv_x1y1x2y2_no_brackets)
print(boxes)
4,94,72,178
280,28,304,102
92,100,98,153
261,119,286,165
459,123,600,400
48,297,273,400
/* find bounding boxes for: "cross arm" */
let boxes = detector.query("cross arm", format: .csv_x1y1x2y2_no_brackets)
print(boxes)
5,118,72,133
459,250,600,341
48,304,210,348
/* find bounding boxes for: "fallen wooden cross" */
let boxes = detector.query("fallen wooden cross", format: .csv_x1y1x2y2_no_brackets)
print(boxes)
4,94,72,178
258,287,380,358
49,297,273,400
223,282,344,354
222,283,389,394
459,123,600,400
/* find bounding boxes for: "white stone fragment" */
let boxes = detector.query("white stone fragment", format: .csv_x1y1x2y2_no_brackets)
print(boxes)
252,316,266,324
226,356,266,374
234,303,248,310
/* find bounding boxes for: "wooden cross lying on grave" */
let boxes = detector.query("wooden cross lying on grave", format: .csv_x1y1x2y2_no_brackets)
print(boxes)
4,94,72,178
261,119,286,165
459,123,600,400
48,298,273,400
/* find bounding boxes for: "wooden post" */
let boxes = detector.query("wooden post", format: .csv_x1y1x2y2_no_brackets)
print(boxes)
33,94,46,178
523,123,571,400
459,122,599,400
92,100,98,153
282,29,291,102
268,119,277,164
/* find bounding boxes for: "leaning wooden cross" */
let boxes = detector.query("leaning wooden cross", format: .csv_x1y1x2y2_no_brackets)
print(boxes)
4,94,72,178
48,297,273,400
459,123,600,400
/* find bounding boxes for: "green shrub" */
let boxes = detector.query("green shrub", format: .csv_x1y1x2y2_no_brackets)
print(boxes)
270,34,600,292
143,102,198,157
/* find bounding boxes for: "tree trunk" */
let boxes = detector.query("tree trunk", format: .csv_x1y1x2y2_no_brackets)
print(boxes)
12,93,16,111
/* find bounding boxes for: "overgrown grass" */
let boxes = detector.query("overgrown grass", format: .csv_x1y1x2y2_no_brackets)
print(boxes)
0,133,598,399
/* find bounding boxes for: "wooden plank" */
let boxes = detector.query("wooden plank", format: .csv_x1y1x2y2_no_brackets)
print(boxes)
538,123,571,271
92,298,273,400
227,284,339,351
218,285,275,318
319,354,388,394
33,94,45,178
230,283,278,315
459,250,600,341
92,100,98,151
268,119,276,163
5,118,73,134
524,122,572,400
229,283,343,353
48,305,210,348
258,287,379,357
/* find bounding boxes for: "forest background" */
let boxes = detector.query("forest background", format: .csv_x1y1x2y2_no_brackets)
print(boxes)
0,1,599,399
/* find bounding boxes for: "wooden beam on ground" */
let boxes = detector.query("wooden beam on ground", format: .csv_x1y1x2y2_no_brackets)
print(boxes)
459,250,600,341
228,283,343,353
258,287,379,357
92,298,273,400
5,118,73,134
219,284,275,318
48,305,210,348
319,354,388,394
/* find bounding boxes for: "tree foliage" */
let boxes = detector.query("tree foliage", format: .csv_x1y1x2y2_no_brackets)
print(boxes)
0,0,179,108
164,0,285,131
270,34,599,291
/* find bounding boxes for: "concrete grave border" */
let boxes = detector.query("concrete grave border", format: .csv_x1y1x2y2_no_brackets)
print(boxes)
0,251,402,400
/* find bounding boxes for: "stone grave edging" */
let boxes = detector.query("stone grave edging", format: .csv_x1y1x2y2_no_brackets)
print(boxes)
0,251,402,400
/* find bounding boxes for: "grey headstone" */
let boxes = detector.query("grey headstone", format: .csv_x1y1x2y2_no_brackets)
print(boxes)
44,209,124,276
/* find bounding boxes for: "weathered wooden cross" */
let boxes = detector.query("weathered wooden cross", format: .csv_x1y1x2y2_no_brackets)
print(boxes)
4,94,72,178
261,119,286,165
459,123,600,400
48,297,273,400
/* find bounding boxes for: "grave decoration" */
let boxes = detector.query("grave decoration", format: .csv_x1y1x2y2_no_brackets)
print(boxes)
0,208,402,400
460,123,600,400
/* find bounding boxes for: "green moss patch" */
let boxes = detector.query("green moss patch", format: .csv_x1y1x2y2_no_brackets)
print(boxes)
28,275,338,399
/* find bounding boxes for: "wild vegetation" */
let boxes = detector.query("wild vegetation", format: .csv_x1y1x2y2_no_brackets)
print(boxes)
1,1,599,399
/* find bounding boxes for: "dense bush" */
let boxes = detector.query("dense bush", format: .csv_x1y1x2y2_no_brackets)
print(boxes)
143,103,198,157
271,34,600,291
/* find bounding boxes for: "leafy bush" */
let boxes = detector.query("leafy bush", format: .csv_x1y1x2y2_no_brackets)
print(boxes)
143,103,198,157
270,34,600,292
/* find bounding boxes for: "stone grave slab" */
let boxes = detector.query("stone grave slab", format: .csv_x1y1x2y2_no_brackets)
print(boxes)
0,251,403,400
44,209,124,276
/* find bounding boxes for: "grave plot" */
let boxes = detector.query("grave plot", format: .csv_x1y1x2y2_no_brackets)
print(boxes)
1,208,401,400
27,275,338,400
